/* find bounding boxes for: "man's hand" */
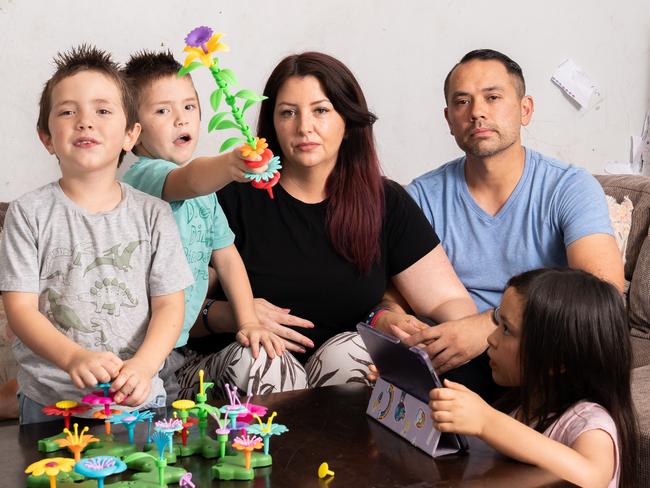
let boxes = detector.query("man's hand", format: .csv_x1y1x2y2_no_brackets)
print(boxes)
253,298,315,353
429,379,494,436
236,322,286,359
397,311,494,374
110,357,154,407
64,349,123,390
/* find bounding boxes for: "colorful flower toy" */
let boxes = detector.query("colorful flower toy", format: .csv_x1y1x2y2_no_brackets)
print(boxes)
53,422,99,461
109,410,154,445
25,458,76,488
219,383,248,430
73,456,126,488
180,25,282,198
82,391,116,418
42,400,90,431
172,399,199,448
155,417,184,454
231,434,264,472
209,410,232,459
92,407,122,437
190,369,220,439
125,430,188,487
246,412,288,455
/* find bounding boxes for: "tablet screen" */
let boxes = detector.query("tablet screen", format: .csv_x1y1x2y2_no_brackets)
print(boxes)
357,322,442,403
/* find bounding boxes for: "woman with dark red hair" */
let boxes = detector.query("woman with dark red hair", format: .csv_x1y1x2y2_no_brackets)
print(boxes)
178,52,476,397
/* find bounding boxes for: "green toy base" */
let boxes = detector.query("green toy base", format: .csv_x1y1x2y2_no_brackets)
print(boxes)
84,439,137,458
37,432,66,453
217,451,273,468
129,465,187,485
175,436,222,459
212,462,255,481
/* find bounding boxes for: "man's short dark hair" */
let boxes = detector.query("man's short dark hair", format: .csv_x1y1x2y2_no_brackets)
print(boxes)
123,50,186,110
37,44,137,165
443,49,526,102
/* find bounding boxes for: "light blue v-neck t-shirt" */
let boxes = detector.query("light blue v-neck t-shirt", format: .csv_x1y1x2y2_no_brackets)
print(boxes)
406,148,613,312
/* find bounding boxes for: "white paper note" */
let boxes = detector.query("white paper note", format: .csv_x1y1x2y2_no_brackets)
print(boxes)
551,58,599,108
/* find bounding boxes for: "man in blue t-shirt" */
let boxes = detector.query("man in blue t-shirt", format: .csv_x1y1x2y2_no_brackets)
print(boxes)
380,49,623,381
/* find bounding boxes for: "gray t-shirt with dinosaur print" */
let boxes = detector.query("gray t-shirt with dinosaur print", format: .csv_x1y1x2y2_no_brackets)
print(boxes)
0,181,194,407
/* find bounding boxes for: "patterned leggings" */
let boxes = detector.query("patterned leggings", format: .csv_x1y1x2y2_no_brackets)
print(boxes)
176,331,372,401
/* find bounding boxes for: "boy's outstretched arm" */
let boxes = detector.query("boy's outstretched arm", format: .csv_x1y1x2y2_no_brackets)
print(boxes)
111,290,184,406
162,150,265,202
2,292,123,389
430,380,616,487
211,245,285,359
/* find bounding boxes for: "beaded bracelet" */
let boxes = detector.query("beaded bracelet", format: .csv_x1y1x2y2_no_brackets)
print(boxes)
365,307,390,328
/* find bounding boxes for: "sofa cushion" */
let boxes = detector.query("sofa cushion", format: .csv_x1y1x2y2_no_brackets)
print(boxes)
632,364,650,485
596,175,650,334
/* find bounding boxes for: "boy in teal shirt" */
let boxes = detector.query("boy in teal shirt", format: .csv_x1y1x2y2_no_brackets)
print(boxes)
122,52,283,383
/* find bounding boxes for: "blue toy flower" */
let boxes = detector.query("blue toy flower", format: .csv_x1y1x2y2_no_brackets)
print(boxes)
74,456,126,488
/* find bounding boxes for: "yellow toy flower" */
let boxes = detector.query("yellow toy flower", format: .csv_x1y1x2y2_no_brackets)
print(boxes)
26,457,76,487
239,137,268,159
183,26,229,68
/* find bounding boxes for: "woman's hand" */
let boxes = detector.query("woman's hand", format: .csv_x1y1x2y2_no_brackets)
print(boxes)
373,311,429,336
253,298,315,353
429,379,494,436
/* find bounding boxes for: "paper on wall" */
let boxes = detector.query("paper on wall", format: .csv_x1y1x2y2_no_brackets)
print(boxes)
551,58,600,108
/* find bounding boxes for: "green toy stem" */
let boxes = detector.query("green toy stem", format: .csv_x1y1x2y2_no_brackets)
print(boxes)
209,65,256,148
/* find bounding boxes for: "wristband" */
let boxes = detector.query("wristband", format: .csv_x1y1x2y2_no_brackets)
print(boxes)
366,307,389,328
201,299,218,334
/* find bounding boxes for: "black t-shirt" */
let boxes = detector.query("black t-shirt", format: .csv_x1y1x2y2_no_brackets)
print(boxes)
188,179,439,358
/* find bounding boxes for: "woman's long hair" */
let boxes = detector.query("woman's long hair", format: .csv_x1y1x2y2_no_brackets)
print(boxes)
509,268,638,487
258,52,384,274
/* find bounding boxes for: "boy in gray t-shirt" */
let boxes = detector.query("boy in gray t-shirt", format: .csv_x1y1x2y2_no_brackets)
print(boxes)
0,46,193,424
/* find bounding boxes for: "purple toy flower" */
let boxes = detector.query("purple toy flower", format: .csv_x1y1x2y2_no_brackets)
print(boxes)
185,26,214,53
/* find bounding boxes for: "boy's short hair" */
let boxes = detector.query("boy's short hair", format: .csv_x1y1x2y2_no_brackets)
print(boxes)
123,50,192,110
37,44,137,164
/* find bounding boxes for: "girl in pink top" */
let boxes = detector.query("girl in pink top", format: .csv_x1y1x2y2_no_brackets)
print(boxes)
428,268,638,487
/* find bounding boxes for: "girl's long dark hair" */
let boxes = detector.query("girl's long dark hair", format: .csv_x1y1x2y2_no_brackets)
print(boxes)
258,52,384,274
509,268,638,488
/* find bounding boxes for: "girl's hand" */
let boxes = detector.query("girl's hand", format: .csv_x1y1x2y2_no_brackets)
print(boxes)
110,357,153,407
236,322,286,359
374,311,429,337
429,379,494,436
366,364,379,383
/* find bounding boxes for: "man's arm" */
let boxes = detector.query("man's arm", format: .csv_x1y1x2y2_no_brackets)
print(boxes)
566,233,625,292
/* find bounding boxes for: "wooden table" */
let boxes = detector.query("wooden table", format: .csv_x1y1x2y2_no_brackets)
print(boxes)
0,384,572,487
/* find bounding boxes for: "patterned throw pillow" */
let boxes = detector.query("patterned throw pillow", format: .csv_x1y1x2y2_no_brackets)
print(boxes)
605,194,634,265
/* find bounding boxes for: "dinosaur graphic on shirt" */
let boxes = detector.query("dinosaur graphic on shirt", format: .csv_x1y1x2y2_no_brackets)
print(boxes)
45,287,96,334
77,277,138,317
84,240,145,275
43,242,94,284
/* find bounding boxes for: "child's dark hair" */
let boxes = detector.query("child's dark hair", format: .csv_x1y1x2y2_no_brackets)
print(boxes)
123,50,193,110
509,268,638,487
37,44,137,165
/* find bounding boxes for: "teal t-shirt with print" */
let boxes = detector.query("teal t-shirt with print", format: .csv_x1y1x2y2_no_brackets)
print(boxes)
123,157,235,346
